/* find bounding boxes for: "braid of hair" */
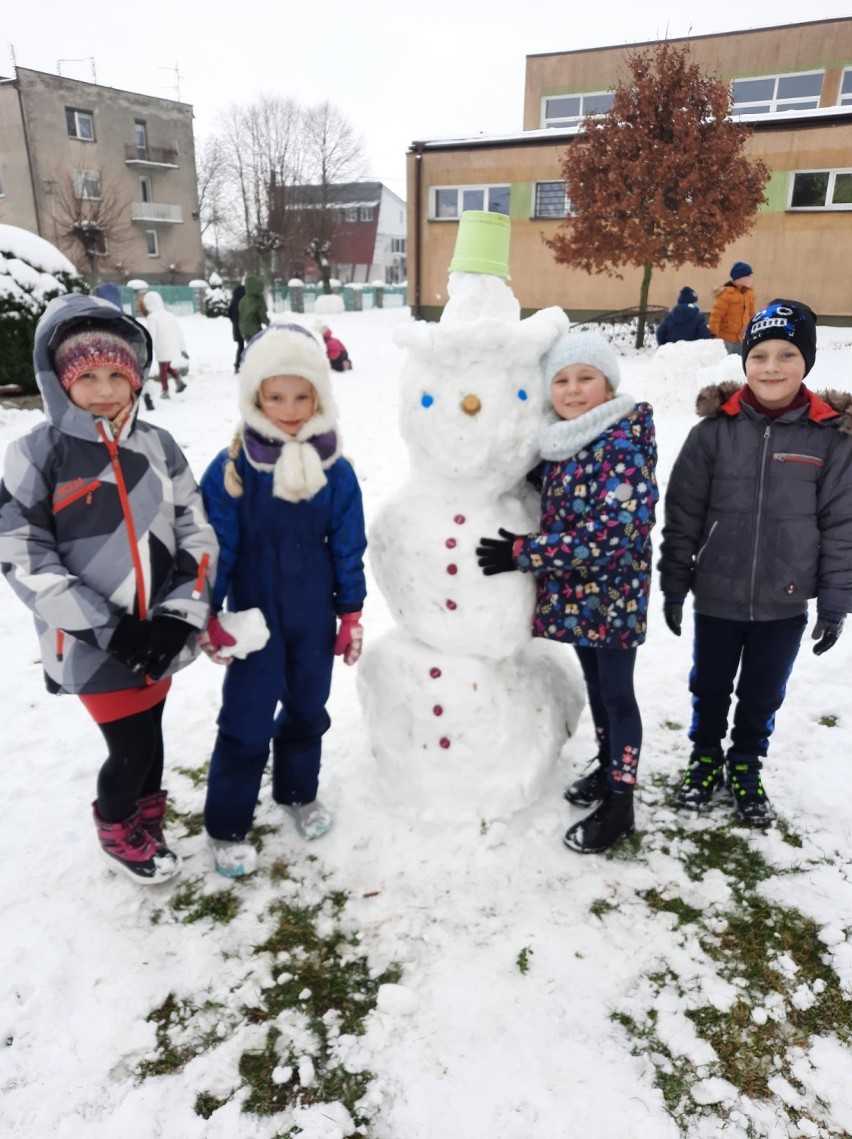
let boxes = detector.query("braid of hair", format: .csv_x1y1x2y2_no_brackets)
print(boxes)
223,432,244,498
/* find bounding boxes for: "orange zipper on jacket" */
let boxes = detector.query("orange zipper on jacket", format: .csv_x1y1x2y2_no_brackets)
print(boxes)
53,478,102,513
96,423,148,619
193,551,210,599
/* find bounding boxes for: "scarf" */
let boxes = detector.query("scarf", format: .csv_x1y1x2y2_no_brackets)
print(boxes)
242,424,340,502
538,392,638,461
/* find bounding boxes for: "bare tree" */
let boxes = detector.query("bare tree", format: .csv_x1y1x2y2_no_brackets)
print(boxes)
301,101,369,292
46,165,134,284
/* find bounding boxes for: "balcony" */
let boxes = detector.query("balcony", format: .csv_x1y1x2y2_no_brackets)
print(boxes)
125,144,179,167
131,202,183,224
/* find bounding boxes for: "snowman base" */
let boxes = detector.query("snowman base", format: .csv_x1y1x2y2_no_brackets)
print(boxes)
357,628,584,821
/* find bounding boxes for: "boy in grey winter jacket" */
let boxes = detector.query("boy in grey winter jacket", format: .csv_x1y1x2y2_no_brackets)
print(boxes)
658,299,852,826
0,293,218,882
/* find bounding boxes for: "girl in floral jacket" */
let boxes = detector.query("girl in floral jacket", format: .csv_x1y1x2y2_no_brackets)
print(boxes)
477,330,658,854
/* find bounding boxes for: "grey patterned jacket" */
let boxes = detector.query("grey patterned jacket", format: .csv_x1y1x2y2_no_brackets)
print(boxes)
0,293,218,694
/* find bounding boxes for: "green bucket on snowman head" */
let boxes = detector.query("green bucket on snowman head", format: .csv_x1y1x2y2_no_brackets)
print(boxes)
448,210,511,279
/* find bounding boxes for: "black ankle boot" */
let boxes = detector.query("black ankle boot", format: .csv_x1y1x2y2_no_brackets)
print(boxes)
564,757,608,807
563,788,635,854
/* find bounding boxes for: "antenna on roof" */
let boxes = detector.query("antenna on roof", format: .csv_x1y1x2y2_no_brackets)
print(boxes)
159,63,182,101
57,57,97,83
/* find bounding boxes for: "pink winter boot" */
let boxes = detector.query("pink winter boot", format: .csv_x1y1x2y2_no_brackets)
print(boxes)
92,803,180,884
137,789,169,846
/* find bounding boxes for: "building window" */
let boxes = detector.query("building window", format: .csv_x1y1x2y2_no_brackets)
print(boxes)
840,69,852,107
66,107,95,140
542,91,614,129
731,71,823,115
431,185,510,219
391,237,406,254
139,176,152,203
134,120,147,152
534,181,571,218
145,230,159,256
343,207,358,222
359,206,375,222
74,169,101,200
789,169,852,210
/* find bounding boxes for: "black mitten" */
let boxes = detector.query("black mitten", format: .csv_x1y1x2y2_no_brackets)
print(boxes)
476,529,519,576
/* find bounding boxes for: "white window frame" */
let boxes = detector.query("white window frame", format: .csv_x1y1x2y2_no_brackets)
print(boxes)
787,169,852,212
344,207,358,222
541,91,614,129
134,120,147,151
74,169,101,200
533,181,572,219
66,107,95,140
145,229,159,257
139,175,153,203
731,70,823,116
358,206,374,222
429,184,510,220
840,68,852,108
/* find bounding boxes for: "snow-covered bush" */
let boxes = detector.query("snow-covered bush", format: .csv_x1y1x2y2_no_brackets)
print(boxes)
204,283,229,318
0,225,87,393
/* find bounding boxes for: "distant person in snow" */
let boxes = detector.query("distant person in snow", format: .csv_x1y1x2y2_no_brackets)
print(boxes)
659,299,852,827
314,322,353,371
227,282,246,373
137,291,189,399
0,293,217,884
477,330,659,855
655,287,713,345
238,275,269,343
199,323,366,878
708,261,757,355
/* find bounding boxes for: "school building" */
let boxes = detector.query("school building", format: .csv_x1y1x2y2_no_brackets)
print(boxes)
405,18,852,323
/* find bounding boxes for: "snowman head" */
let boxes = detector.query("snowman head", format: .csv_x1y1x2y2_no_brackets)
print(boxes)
394,306,568,485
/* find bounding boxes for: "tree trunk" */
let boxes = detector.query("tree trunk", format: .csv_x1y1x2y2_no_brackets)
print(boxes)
635,261,653,349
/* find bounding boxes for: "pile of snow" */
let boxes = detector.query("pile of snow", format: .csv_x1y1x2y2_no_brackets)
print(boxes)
0,224,80,310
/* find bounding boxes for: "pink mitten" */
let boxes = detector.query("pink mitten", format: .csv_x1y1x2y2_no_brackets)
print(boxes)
334,611,363,666
198,614,238,665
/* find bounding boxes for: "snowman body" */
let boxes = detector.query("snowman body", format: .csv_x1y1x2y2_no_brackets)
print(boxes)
359,275,585,820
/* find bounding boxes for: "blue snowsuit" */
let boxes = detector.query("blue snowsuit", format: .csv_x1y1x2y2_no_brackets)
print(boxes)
201,446,366,840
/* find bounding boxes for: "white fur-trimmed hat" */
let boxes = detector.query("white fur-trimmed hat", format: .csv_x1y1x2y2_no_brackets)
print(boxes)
542,330,621,392
236,322,341,503
238,323,335,422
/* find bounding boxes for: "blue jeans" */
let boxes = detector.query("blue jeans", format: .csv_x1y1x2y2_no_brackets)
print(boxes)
689,612,806,762
573,646,641,792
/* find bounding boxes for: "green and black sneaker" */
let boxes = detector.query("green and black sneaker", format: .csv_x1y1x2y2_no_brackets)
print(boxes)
728,761,774,827
673,751,725,811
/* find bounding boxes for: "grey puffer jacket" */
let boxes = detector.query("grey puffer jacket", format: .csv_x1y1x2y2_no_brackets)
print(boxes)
659,381,852,621
0,293,218,694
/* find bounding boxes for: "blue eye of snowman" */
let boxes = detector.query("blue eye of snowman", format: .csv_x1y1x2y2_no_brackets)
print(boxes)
517,389,528,401
421,394,434,408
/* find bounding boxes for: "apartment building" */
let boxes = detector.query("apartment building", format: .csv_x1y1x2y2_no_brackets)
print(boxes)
406,18,852,322
0,67,204,283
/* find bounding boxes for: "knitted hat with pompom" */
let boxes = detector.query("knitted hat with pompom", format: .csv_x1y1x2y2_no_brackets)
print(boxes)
54,328,143,393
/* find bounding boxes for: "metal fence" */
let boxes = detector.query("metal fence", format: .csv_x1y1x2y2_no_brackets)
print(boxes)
117,284,408,316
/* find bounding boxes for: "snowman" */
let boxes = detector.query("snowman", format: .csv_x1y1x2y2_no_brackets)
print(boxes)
358,211,584,820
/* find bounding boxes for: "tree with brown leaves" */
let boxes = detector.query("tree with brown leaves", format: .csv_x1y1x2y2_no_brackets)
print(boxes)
546,41,770,347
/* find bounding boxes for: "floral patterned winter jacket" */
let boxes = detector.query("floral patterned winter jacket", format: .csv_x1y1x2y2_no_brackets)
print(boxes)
515,400,658,649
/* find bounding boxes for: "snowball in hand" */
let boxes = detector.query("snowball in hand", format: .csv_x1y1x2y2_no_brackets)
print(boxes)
216,608,270,658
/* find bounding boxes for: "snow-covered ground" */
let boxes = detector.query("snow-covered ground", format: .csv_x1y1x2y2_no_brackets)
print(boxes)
2,306,852,1138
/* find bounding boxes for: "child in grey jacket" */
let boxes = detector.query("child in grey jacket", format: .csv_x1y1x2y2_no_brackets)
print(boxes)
659,299,852,825
0,293,217,882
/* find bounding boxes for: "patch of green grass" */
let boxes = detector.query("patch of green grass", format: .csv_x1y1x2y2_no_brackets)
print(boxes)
168,878,241,925
612,807,852,1134
818,714,838,727
194,1091,229,1119
516,946,533,974
175,763,208,787
663,720,684,732
138,993,225,1078
169,808,205,837
589,898,616,919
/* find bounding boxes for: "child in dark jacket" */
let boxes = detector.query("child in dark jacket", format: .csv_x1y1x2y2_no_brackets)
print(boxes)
238,276,269,343
656,287,713,345
659,299,852,826
200,323,367,876
477,331,658,854
0,294,217,883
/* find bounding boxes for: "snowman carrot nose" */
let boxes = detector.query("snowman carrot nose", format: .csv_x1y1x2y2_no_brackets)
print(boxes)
461,394,481,416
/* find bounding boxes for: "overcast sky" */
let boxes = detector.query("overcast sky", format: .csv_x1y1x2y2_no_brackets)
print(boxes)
5,1,850,200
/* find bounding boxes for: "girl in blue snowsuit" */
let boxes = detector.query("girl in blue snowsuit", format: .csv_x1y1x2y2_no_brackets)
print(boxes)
200,323,366,876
